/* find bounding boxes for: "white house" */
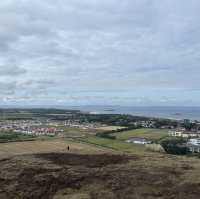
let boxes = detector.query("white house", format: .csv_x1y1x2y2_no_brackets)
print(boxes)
169,131,183,137
126,137,152,145
188,138,200,146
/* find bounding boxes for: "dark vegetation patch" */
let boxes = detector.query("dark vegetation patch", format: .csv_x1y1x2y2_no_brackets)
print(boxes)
0,153,199,199
0,158,10,162
34,153,133,167
160,137,189,155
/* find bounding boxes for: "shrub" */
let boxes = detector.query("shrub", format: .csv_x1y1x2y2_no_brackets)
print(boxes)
160,137,189,155
96,132,116,140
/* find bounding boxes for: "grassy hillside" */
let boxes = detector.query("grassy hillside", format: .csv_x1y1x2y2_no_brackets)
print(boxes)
1,148,200,198
1,130,200,198
78,136,146,154
113,128,169,141
0,139,108,159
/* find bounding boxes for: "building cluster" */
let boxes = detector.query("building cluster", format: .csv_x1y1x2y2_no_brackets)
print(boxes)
14,127,61,136
0,120,63,136
132,120,156,128
0,119,105,136
169,129,200,138
169,129,200,153
64,120,104,129
188,138,200,153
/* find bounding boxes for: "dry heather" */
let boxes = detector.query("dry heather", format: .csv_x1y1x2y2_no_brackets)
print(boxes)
0,152,200,199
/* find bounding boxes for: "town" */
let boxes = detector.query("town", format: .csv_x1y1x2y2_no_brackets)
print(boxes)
1,109,200,154
1,108,200,199
0,119,104,136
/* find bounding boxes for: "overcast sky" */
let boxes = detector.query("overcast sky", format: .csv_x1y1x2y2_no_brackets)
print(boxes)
0,0,200,107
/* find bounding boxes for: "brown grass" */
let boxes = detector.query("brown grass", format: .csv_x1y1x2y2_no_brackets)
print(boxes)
1,151,200,199
1,138,200,199
0,139,109,159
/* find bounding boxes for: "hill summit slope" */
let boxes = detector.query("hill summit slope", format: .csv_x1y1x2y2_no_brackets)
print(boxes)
1,152,200,199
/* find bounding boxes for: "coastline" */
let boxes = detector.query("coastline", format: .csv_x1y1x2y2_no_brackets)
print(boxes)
72,106,200,121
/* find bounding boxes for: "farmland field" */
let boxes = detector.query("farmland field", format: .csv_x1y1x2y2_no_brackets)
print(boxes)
113,128,169,141
95,125,126,131
61,127,100,137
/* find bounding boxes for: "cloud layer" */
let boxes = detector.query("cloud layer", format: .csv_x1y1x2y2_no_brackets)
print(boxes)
0,0,200,106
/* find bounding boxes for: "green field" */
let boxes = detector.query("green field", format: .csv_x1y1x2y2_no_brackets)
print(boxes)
75,128,170,154
78,136,146,153
0,131,35,143
113,128,169,141
60,127,101,138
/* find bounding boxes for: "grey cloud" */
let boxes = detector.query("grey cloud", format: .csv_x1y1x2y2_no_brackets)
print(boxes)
15,79,57,97
0,0,200,105
0,65,26,76
0,82,16,95
135,66,172,73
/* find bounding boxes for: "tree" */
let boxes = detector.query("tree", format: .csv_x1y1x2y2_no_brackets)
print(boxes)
160,138,189,155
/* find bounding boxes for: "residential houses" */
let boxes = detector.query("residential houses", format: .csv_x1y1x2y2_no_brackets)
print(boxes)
169,130,200,138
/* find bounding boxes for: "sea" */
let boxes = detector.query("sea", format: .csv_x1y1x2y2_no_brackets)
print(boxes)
67,106,200,121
